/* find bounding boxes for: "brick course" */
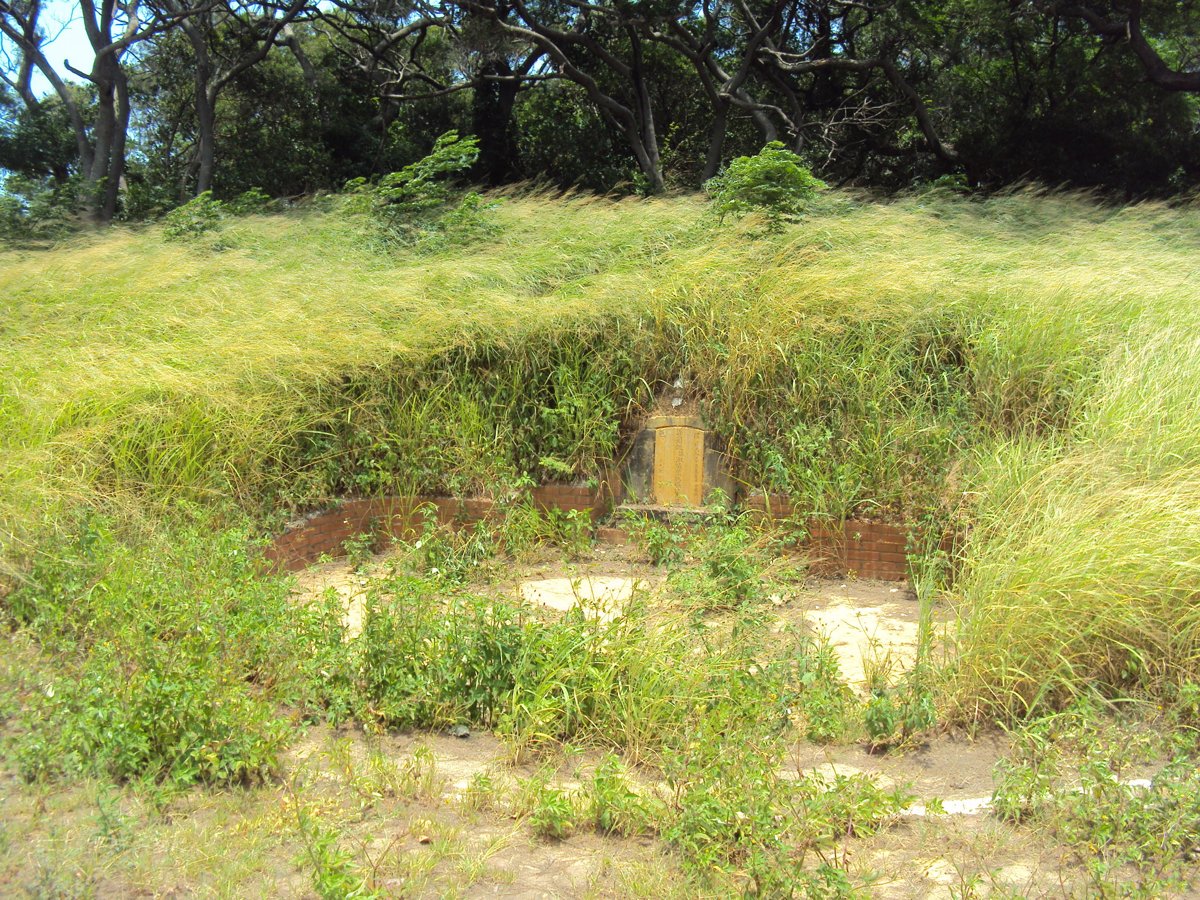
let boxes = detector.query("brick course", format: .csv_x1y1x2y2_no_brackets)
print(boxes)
265,490,922,581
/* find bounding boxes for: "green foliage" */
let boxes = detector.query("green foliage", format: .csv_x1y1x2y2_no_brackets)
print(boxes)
495,501,593,559
376,131,479,213
225,187,273,215
370,131,496,248
342,528,377,569
529,783,577,839
0,174,76,241
992,709,1200,894
698,517,763,605
410,509,496,584
704,142,826,229
162,191,223,239
664,677,909,894
793,637,856,744
620,513,687,567
357,576,525,729
5,509,323,786
864,669,939,749
586,753,662,836
296,804,382,900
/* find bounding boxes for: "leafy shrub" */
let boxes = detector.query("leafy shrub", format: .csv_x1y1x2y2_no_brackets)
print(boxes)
163,191,223,239
665,677,906,895
0,174,76,241
5,509,323,785
586,753,662,836
699,518,763,605
864,669,938,749
225,187,272,215
410,507,496,584
376,131,479,215
704,141,826,230
357,577,526,729
792,636,856,743
529,783,578,839
621,513,687,566
371,131,496,248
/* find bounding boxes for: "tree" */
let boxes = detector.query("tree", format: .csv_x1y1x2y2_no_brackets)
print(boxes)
153,0,314,195
0,0,194,221
454,0,676,191
1057,1,1200,92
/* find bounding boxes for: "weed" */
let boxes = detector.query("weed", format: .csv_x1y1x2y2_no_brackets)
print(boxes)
461,770,499,812
357,578,525,729
791,636,855,744
409,507,495,584
621,513,687,567
529,783,577,839
865,667,939,750
705,141,826,230
162,191,223,238
586,753,663,836
7,509,307,786
993,710,1200,894
295,803,381,900
698,517,763,605
342,529,377,570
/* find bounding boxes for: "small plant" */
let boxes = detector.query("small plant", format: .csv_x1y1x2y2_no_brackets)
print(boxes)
864,689,899,748
700,520,763,605
342,528,376,570
587,754,661,836
530,783,577,839
621,513,686,567
225,187,272,215
371,131,496,248
864,669,938,750
704,141,826,230
793,636,855,743
462,770,499,812
991,721,1061,824
410,505,495,584
295,803,381,900
163,191,223,239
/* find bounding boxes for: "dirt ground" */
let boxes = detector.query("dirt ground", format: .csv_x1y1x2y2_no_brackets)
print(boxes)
1,545,1189,898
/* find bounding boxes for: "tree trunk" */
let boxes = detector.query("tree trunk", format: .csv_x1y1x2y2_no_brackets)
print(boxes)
471,58,520,184
195,87,218,194
100,68,131,222
701,100,729,182
87,63,117,223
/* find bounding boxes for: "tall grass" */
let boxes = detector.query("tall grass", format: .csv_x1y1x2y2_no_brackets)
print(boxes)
950,325,1200,715
4,186,1200,714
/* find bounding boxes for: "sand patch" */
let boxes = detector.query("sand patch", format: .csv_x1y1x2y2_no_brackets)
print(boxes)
804,596,920,692
291,562,370,639
518,576,646,622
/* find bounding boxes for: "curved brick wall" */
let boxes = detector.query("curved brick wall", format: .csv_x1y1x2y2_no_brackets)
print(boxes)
263,485,608,572
264,490,920,581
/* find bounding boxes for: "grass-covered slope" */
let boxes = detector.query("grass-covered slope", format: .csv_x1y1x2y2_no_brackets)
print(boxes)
3,187,1200,716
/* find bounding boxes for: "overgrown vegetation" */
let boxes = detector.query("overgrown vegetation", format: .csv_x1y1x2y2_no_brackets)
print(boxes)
4,182,1200,893
704,141,826,230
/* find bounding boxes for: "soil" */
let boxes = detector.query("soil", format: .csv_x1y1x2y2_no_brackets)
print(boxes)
3,548,1177,896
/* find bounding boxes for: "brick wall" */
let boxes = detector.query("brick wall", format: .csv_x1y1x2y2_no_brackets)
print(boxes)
743,494,912,581
265,489,919,581
263,485,612,573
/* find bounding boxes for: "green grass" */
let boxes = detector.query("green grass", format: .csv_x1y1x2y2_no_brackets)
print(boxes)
4,185,1200,720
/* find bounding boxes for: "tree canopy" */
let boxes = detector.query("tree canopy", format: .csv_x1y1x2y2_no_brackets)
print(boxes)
1,0,1197,222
